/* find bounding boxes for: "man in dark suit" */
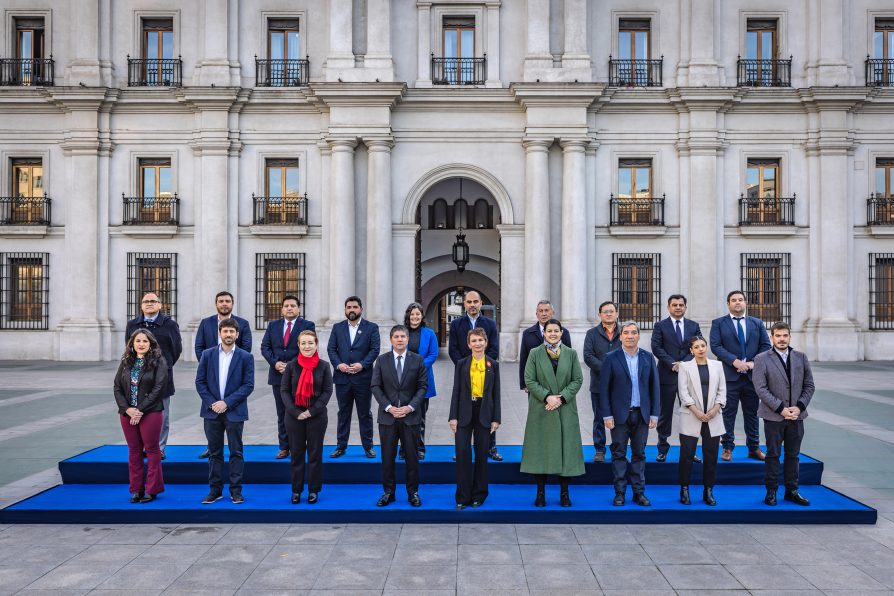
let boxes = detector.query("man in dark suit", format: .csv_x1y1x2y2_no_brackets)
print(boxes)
125,292,182,459
195,319,254,504
326,295,380,459
518,300,571,390
260,294,315,459
651,294,702,462
194,290,252,459
709,290,772,462
600,321,660,507
753,322,815,507
583,300,622,462
371,325,428,507
448,290,502,460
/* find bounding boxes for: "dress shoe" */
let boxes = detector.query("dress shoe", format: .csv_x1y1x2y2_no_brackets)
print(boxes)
377,492,396,507
488,448,503,461
784,490,810,506
417,451,425,461
748,449,766,461
139,494,157,504
721,448,733,461
198,448,209,459
593,451,605,463
656,452,667,463
613,492,625,506
632,493,651,507
275,449,289,459
329,447,346,458
680,486,691,505
160,450,166,460
231,493,245,504
692,455,702,464
130,492,144,504
365,448,376,459
764,489,777,506
560,490,572,507
534,488,546,507
456,503,466,510
201,492,223,504
703,487,716,506
408,492,422,507
471,499,483,508
291,493,301,504
307,492,318,505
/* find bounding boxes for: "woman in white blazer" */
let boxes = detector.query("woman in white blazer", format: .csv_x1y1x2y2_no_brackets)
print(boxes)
677,336,726,506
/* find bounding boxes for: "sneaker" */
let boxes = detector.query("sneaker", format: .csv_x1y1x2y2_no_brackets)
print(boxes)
231,493,245,504
201,492,223,504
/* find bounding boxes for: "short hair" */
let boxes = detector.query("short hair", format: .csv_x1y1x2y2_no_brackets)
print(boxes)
215,291,234,301
667,294,687,305
390,324,409,338
726,290,746,303
687,335,707,350
282,294,300,307
536,300,554,309
297,329,318,343
467,327,488,342
543,318,563,332
345,295,363,308
619,320,640,334
770,321,791,334
404,302,427,328
218,318,239,332
598,300,618,314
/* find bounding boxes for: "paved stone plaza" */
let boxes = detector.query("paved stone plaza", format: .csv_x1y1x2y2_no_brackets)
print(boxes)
0,357,893,594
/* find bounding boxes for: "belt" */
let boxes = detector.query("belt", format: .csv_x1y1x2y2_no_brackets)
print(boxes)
470,396,482,402
629,406,640,412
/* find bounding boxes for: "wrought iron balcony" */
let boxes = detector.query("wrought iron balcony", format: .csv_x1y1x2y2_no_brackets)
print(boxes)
252,193,308,225
866,57,894,86
739,195,795,226
736,56,792,87
127,55,182,87
610,194,665,226
0,57,54,86
431,54,486,85
255,57,310,87
868,194,894,225
0,196,51,225
122,194,179,225
608,56,663,87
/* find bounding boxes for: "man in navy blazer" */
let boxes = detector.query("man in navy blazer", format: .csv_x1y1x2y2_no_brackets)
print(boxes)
326,296,380,459
447,290,501,460
260,295,315,459
600,321,660,507
195,319,254,504
651,294,702,462
518,300,571,390
709,290,772,462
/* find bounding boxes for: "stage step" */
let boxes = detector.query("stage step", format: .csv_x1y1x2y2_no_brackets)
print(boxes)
59,445,824,486
0,483,875,525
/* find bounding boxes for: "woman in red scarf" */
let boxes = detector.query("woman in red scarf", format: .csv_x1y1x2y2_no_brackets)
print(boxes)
280,329,333,504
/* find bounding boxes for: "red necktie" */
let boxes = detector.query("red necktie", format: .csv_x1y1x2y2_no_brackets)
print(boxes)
284,320,293,345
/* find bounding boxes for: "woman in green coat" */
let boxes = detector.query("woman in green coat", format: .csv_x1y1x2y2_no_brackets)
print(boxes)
521,319,585,507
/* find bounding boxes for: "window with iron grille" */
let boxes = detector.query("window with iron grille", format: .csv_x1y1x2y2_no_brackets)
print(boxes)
255,253,306,329
870,253,894,330
127,253,177,320
740,253,790,326
612,253,661,329
0,252,49,329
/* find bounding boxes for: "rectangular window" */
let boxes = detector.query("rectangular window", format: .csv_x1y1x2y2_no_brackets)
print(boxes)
744,158,782,224
127,253,177,320
741,253,790,326
618,19,651,61
876,158,894,198
255,253,306,329
12,17,45,85
15,17,44,61
746,19,777,60
443,16,475,59
268,19,301,61
0,252,49,329
136,158,173,224
141,18,174,86
261,159,303,224
612,253,661,329
870,254,894,329
7,159,45,224
616,158,653,224
875,19,894,60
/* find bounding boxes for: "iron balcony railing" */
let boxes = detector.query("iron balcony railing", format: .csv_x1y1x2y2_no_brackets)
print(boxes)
608,56,663,87
255,57,310,87
431,54,486,85
252,193,308,225
868,194,894,225
610,194,666,226
0,57,54,86
0,196,51,225
738,194,796,226
866,57,894,86
737,56,792,87
127,55,182,87
122,194,180,225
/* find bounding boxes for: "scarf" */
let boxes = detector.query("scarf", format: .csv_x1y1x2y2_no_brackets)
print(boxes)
545,343,561,361
294,352,320,407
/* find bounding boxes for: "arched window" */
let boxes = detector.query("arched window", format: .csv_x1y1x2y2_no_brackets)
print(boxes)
473,198,491,228
429,198,449,229
454,198,468,229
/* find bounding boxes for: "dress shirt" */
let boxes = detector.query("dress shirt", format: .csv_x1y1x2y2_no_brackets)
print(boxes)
283,318,295,341
470,356,486,397
385,350,414,413
468,314,479,329
218,345,235,400
729,313,747,342
214,315,229,346
144,316,157,324
774,347,789,364
603,324,616,341
624,349,641,408
348,318,362,344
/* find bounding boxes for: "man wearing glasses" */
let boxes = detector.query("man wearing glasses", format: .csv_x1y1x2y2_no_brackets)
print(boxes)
125,292,183,459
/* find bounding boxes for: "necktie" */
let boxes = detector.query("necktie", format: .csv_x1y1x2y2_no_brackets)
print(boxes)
396,354,403,382
283,320,293,345
734,317,747,361
675,319,683,345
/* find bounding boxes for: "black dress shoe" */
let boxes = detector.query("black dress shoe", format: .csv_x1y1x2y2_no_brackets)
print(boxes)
764,489,777,506
534,489,546,507
560,491,572,507
692,455,702,464
307,492,318,505
784,490,810,506
632,493,651,507
613,492,625,506
291,493,301,504
140,494,157,504
198,448,209,459
471,500,483,508
456,503,466,510
656,452,667,463
417,451,425,461
488,449,503,461
703,487,716,506
377,492,396,507
680,486,691,505
130,492,143,504
409,492,422,507
330,447,346,458
365,448,376,459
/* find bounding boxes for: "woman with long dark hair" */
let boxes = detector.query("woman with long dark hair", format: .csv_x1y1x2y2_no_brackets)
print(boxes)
113,329,168,503
401,302,439,460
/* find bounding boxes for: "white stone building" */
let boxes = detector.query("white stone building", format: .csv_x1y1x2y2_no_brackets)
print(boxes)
0,0,892,362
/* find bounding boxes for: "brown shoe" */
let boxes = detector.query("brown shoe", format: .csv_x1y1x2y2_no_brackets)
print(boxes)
593,452,605,463
276,449,289,459
748,449,766,461
721,448,733,461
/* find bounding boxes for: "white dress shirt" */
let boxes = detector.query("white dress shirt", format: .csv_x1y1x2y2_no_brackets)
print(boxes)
348,318,362,344
385,350,414,413
729,313,747,342
218,345,235,400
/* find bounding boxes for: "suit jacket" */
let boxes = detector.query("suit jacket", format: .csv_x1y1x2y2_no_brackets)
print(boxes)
518,323,571,389
677,359,727,437
370,350,428,425
280,358,334,419
709,314,772,382
411,325,440,398
194,314,252,359
327,318,381,385
125,313,182,398
753,348,815,422
195,346,254,422
582,324,622,394
449,355,501,428
113,359,169,416
599,348,661,425
448,315,499,364
260,317,315,385
651,317,702,385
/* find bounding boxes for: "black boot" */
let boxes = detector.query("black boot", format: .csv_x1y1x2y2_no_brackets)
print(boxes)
559,478,571,507
680,486,691,505
703,486,716,506
534,475,546,507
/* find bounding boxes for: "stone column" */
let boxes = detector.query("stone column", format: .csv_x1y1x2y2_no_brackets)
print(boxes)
365,0,394,80
497,224,525,360
194,148,230,318
523,138,551,322
392,224,420,323
328,138,357,322
67,0,101,86
416,2,432,87
524,0,552,79
365,138,395,325
585,141,598,321
327,0,355,79
815,0,848,86
687,0,718,86
318,140,332,324
485,2,502,87
198,0,230,85
561,0,591,80
560,138,589,328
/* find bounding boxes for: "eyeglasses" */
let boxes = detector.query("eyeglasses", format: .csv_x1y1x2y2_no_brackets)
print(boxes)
141,300,160,304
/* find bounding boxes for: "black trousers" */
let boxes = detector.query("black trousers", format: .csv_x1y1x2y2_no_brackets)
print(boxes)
721,376,761,451
400,398,430,457
678,423,720,488
380,421,420,496
204,416,244,495
455,401,491,504
764,418,804,491
589,392,607,452
335,382,374,450
656,383,679,454
270,384,289,450
284,412,327,494
609,411,649,495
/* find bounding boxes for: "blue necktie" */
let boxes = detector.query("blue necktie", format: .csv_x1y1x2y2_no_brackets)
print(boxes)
734,317,747,361
675,320,683,345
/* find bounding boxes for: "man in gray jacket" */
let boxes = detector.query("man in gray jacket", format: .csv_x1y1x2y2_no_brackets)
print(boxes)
753,321,815,507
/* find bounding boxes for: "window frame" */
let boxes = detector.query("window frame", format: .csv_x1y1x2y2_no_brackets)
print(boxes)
612,252,661,330
0,252,49,330
127,252,177,320
255,253,307,330
5,11,52,60
870,253,894,330
740,253,791,327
